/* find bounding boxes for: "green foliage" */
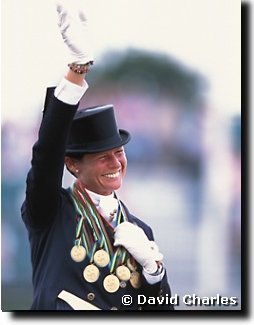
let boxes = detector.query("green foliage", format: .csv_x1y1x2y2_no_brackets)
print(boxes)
89,48,208,108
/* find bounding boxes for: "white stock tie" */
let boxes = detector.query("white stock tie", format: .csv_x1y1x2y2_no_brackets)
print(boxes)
86,189,119,225
98,196,119,224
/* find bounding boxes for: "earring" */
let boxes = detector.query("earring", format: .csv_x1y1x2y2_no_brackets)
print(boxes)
75,169,79,173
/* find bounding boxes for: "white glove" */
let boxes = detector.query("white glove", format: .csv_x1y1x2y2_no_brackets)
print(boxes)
114,222,163,274
56,0,94,65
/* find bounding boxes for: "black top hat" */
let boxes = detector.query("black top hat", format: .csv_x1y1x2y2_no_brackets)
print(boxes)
65,104,131,155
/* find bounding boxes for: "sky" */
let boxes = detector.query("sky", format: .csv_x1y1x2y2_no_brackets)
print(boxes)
2,0,241,125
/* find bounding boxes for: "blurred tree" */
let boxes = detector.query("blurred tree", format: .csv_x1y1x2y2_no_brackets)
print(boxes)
81,48,208,175
87,48,208,109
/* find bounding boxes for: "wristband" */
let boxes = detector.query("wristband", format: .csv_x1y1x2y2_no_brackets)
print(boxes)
68,61,94,74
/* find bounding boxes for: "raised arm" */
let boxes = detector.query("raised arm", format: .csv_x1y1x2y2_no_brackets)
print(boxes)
22,0,94,229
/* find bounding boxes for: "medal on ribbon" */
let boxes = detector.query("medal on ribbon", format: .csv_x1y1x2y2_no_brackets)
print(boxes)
130,271,142,289
83,264,100,283
70,244,86,262
93,249,110,268
103,274,120,293
71,181,139,293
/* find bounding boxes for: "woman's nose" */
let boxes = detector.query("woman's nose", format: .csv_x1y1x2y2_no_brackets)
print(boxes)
108,154,121,168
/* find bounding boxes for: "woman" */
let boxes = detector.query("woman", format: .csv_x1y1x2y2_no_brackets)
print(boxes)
21,0,174,311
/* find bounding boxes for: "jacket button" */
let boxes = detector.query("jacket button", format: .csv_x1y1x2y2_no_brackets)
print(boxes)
120,281,127,288
87,292,95,301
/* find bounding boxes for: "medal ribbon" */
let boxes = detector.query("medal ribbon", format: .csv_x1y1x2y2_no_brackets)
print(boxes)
72,193,98,250
71,180,129,273
108,199,129,272
72,181,114,257
77,187,113,256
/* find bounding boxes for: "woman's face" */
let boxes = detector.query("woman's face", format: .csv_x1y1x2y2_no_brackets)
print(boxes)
66,146,127,195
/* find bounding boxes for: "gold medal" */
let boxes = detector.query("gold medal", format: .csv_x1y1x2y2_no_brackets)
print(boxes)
93,249,110,268
83,264,100,283
103,274,120,293
116,265,131,281
70,245,86,262
127,258,136,272
130,271,141,289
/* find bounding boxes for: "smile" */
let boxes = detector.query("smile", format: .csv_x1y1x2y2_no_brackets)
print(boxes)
103,171,120,179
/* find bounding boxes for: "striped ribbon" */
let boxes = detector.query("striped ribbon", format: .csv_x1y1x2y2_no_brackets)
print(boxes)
71,181,129,273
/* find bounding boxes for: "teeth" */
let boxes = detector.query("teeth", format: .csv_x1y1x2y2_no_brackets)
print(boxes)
104,172,120,179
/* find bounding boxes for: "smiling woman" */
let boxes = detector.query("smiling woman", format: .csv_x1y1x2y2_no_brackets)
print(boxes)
63,103,130,195
1,0,241,313
65,146,127,195
18,0,175,310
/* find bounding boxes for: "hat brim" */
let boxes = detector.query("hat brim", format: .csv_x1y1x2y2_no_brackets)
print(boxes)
65,129,131,155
